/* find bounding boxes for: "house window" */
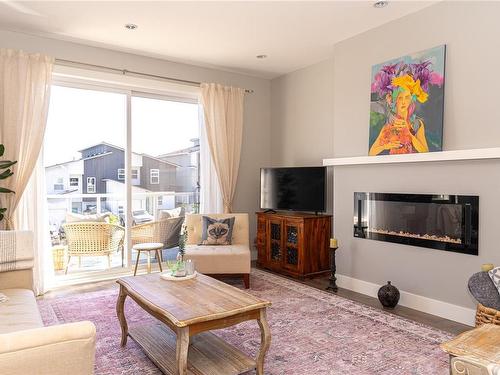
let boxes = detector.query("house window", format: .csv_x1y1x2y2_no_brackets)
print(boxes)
69,177,79,187
87,177,96,193
118,168,125,180
150,169,160,184
131,169,139,180
157,196,163,206
54,177,64,191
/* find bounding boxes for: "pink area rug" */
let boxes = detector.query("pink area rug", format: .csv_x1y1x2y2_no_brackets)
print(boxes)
37,269,452,374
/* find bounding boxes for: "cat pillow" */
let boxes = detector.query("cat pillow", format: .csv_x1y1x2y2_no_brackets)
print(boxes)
199,216,235,245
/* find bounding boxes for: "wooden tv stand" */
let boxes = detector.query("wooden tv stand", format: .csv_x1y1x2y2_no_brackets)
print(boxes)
256,211,332,279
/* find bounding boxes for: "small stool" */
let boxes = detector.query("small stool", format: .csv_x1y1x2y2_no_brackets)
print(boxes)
132,242,164,276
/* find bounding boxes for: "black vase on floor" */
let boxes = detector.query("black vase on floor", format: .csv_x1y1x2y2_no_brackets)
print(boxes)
378,281,400,309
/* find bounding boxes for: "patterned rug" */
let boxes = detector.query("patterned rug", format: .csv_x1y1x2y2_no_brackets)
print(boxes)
37,269,452,374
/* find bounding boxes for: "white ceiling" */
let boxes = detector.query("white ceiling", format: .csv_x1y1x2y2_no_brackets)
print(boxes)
0,1,435,78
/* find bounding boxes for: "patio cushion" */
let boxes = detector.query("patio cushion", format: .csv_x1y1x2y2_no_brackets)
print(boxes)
66,212,110,223
0,288,43,334
158,207,185,220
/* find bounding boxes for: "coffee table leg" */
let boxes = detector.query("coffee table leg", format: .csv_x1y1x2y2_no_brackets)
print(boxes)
116,285,129,347
176,327,190,375
256,308,271,375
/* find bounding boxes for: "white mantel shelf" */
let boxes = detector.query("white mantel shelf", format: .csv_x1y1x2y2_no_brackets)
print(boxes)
323,147,500,166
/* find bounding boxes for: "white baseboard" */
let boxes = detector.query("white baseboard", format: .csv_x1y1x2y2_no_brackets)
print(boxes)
336,274,476,327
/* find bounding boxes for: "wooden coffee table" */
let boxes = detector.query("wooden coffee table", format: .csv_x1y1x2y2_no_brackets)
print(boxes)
116,273,271,375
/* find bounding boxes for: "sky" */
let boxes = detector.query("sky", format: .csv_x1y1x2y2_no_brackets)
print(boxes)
44,85,200,166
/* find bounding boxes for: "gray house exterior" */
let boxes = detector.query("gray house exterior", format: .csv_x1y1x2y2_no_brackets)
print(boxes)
81,143,178,194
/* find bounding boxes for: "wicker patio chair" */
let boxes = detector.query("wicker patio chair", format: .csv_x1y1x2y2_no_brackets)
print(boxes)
130,216,184,251
62,222,125,274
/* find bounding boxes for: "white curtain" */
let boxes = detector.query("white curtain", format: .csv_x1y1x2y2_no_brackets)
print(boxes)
200,83,245,213
0,49,54,228
14,154,53,294
199,105,223,214
0,49,54,294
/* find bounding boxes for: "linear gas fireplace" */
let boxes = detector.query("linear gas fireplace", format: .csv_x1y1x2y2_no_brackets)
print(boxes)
354,192,479,255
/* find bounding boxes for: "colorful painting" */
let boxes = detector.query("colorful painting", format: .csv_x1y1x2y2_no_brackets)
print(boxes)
369,45,446,156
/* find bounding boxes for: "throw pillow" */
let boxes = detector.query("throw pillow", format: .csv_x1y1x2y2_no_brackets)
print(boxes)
159,207,185,220
66,212,110,223
488,266,500,295
468,271,500,310
199,216,235,245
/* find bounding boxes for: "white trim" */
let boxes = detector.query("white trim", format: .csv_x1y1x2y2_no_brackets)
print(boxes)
53,65,200,100
335,274,476,326
323,147,500,166
150,168,160,184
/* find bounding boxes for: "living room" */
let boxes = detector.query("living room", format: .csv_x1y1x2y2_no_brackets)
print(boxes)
1,1,499,375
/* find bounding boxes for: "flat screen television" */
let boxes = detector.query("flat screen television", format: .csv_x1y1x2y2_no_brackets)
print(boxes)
260,167,326,212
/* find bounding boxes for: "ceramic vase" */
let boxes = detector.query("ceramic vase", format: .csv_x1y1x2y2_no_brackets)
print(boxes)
378,281,400,309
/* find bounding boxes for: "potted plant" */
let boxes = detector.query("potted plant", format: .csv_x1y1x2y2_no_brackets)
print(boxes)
171,227,187,277
0,144,17,224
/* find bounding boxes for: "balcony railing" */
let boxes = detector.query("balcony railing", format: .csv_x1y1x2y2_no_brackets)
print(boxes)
47,191,199,236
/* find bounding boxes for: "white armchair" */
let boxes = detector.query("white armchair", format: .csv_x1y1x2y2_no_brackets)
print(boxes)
184,213,251,288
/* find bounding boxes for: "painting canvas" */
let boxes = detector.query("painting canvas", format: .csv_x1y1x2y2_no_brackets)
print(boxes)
369,45,446,156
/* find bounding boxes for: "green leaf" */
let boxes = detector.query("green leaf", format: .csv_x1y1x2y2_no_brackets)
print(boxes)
0,208,6,214
0,169,13,179
0,187,15,194
0,144,4,157
0,213,3,222
0,160,17,170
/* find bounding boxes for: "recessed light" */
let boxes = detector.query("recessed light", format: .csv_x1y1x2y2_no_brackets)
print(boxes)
125,24,138,30
256,54,267,59
373,1,388,8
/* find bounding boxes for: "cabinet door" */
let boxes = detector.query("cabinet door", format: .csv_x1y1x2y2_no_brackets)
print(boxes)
266,219,284,268
283,219,302,272
256,216,267,264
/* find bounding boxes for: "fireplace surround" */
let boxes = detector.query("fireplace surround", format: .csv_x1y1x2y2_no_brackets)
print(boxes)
354,192,479,255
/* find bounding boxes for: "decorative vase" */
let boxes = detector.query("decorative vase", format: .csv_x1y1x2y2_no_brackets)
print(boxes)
378,281,400,309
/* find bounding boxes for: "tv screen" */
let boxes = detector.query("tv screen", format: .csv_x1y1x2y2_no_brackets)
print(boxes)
260,167,326,212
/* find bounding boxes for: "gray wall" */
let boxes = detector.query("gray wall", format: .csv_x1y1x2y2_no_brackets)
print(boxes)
0,29,271,253
271,1,500,309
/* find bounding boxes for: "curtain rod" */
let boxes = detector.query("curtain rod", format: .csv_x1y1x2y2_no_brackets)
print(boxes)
55,58,254,93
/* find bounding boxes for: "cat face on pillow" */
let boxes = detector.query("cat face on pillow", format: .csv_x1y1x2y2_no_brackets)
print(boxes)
202,222,230,245
199,216,235,246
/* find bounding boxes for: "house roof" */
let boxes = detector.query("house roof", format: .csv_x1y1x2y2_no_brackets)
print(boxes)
74,142,182,168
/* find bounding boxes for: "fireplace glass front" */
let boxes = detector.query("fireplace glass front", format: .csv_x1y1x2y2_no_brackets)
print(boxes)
354,192,478,255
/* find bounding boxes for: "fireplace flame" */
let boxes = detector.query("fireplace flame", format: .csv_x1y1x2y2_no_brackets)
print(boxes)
369,228,462,244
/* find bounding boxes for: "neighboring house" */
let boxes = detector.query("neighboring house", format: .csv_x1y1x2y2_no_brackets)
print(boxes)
45,159,85,229
80,142,178,195
46,159,84,196
46,141,200,228
159,138,200,206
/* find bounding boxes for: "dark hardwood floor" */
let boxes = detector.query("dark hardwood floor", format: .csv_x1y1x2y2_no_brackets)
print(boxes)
41,265,472,336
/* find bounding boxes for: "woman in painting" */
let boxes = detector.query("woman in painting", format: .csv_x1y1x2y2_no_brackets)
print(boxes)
369,74,429,156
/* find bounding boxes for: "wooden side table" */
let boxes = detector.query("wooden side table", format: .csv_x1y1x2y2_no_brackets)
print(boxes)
132,242,164,276
441,324,500,370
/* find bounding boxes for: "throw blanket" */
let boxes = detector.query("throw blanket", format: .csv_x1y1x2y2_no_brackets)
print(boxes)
0,230,34,272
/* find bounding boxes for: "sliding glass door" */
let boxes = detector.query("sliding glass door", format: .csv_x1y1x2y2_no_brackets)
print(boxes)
129,95,200,263
44,82,200,283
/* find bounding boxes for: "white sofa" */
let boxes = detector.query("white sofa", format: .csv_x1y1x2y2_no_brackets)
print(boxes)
0,231,96,375
184,213,251,288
